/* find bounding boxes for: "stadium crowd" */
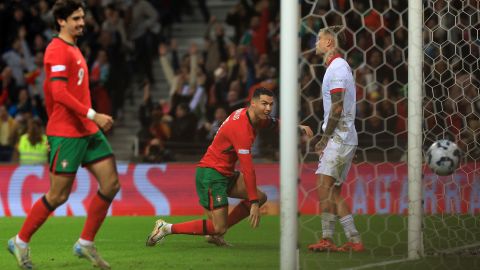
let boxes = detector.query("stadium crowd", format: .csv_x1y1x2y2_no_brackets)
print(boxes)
0,0,478,164
0,0,208,163
300,0,479,161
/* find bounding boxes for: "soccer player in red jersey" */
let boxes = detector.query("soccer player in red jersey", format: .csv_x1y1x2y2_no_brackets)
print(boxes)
146,87,313,246
7,1,119,269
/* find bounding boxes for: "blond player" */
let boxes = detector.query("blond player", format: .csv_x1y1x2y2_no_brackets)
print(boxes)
308,26,364,252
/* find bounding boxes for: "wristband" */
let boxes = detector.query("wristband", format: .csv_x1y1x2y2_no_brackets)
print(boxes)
87,108,96,120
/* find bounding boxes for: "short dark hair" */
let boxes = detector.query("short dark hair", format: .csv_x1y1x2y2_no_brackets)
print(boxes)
320,25,346,49
252,87,274,99
53,0,85,31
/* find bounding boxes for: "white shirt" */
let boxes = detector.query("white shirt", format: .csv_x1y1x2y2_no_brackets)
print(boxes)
322,55,358,145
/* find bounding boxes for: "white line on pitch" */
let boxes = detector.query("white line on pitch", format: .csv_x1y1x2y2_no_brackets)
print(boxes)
340,258,413,270
432,242,480,255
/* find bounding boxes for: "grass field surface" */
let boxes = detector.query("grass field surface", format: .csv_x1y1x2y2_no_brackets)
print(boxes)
1,216,479,269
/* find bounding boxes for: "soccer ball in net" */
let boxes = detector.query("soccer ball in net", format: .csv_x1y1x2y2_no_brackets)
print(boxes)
426,139,461,176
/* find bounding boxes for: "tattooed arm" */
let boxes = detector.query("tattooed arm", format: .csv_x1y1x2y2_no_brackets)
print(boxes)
315,91,344,153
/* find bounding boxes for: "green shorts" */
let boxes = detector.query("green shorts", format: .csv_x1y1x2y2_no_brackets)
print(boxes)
48,131,114,175
196,167,239,210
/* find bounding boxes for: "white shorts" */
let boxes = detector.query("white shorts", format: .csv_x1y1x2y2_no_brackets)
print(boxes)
315,139,356,186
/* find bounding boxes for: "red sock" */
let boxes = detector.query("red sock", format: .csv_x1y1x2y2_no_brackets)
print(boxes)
18,196,54,243
80,191,112,241
171,219,215,235
227,200,251,228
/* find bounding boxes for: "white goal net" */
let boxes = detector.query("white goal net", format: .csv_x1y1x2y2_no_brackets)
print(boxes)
296,0,480,269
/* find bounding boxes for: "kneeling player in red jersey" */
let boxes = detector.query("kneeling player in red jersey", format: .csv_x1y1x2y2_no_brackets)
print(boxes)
146,87,313,247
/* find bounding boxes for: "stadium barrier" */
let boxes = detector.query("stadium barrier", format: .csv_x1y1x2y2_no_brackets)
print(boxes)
0,163,478,216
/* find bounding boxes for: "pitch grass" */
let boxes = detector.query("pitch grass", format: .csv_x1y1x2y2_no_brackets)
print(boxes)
1,215,479,270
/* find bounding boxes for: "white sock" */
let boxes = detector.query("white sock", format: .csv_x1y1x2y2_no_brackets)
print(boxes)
321,212,336,239
339,214,361,243
15,235,28,249
165,223,172,234
78,238,94,247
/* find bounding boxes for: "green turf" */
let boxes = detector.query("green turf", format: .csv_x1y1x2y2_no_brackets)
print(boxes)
300,215,480,270
1,215,479,270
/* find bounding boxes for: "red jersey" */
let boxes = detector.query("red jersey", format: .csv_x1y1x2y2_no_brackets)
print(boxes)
43,37,98,137
199,108,278,202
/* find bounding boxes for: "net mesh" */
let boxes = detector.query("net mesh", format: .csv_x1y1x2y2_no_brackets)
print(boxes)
422,0,480,258
297,0,480,268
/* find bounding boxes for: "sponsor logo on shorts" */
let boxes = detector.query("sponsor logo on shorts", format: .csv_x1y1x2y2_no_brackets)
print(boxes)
238,149,250,154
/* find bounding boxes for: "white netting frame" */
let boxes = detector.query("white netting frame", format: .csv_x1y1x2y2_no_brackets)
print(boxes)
297,0,480,269
422,0,480,258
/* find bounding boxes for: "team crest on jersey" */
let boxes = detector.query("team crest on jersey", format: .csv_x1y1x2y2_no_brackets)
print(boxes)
61,160,68,169
216,195,222,203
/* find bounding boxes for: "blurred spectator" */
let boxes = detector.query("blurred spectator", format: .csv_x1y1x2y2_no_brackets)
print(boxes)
38,0,54,28
0,66,16,106
204,16,228,75
226,1,254,44
102,4,131,51
15,118,48,165
2,32,35,88
138,82,172,157
198,106,228,142
189,69,207,120
100,4,130,121
207,66,228,114
143,108,173,163
90,49,112,115
171,0,193,23
226,83,245,114
9,88,32,118
25,51,45,97
159,42,199,115
128,0,159,83
3,4,27,48
0,105,16,162
196,0,211,23
240,0,269,56
0,3,8,52
170,102,198,143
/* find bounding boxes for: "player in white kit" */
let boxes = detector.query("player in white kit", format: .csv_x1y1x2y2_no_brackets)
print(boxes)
308,26,364,252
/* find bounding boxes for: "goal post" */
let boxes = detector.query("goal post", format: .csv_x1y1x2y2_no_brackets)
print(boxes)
281,0,479,269
407,0,424,260
279,0,300,269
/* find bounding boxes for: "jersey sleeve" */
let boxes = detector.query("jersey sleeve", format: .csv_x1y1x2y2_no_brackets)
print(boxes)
230,126,259,203
45,47,69,80
45,46,90,117
327,66,348,94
